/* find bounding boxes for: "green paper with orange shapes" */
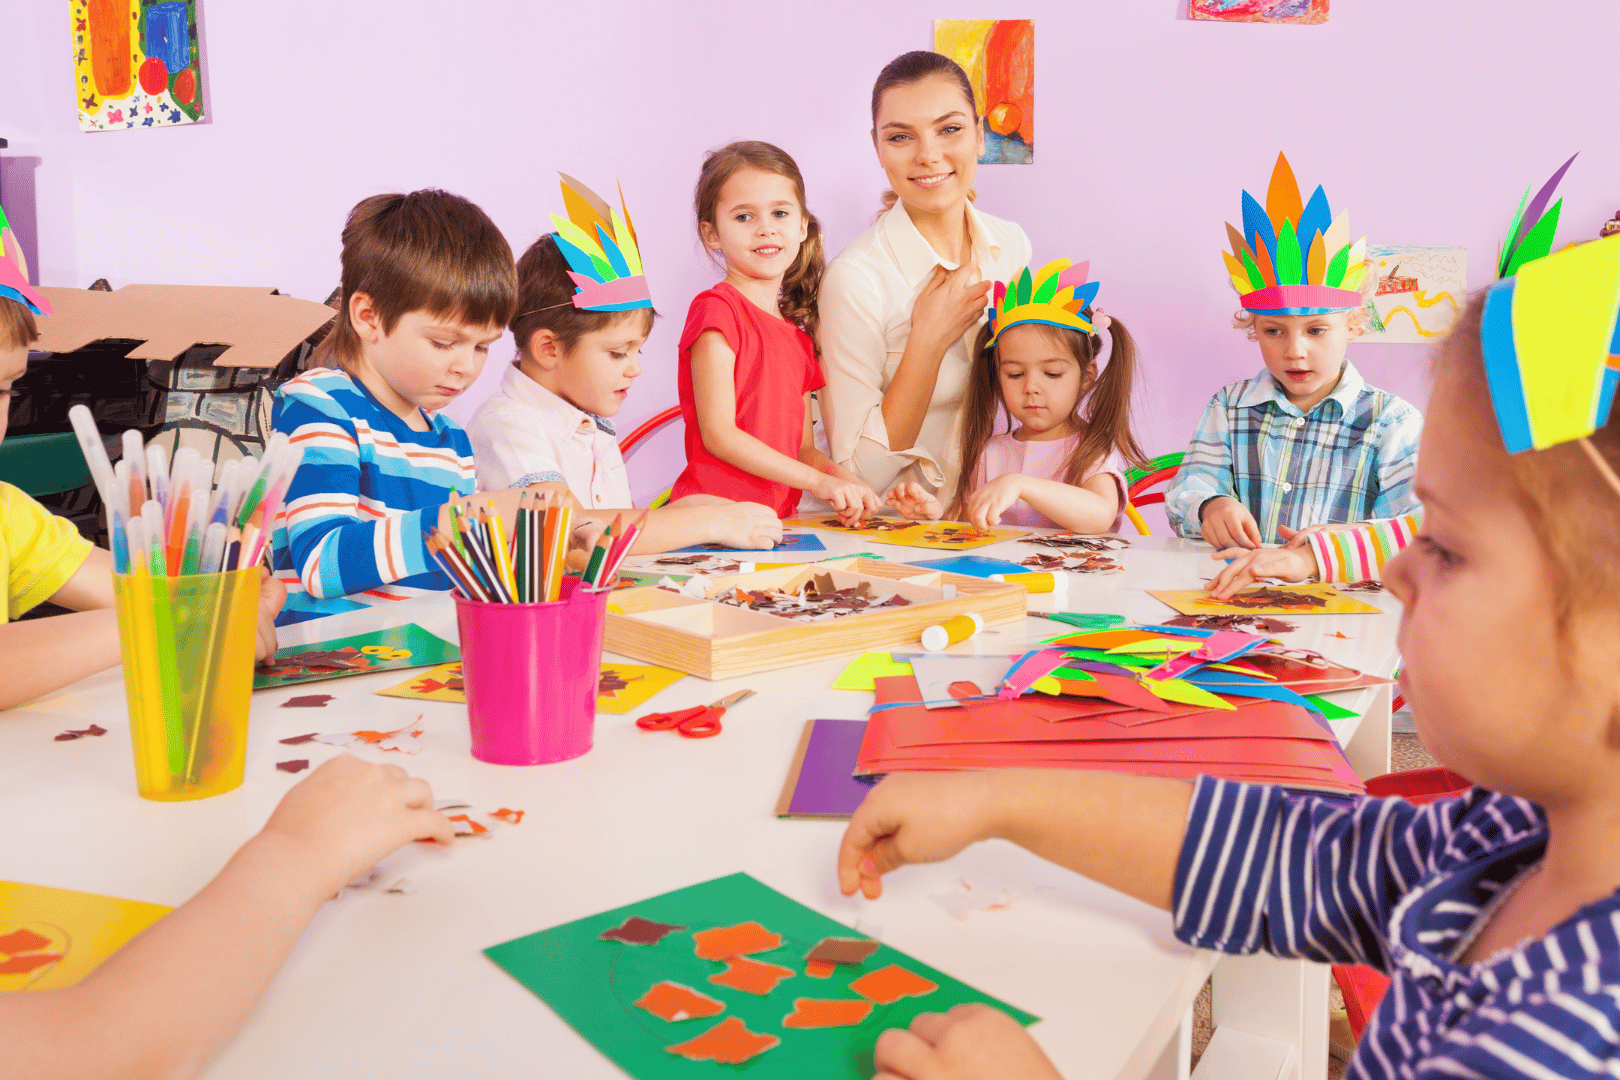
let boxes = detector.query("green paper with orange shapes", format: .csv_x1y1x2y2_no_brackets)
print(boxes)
483,872,1035,1079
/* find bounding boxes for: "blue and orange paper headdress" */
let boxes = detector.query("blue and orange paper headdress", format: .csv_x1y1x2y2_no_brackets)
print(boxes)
548,174,651,312
987,259,1101,348
1223,153,1366,316
1480,154,1620,457
0,205,50,317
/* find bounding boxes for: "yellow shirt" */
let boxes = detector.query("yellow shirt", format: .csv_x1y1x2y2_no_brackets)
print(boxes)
0,481,93,623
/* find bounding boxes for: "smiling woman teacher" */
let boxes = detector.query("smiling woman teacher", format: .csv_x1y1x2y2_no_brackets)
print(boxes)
818,51,1033,498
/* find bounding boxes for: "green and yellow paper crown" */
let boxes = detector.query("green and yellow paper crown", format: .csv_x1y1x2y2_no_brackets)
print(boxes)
987,258,1101,347
548,174,651,312
1481,154,1620,455
1223,153,1366,315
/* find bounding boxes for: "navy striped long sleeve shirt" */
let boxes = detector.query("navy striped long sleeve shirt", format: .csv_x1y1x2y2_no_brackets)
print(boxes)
1174,776,1620,1078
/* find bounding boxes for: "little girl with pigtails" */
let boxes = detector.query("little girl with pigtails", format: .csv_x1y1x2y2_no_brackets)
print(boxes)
887,260,1146,533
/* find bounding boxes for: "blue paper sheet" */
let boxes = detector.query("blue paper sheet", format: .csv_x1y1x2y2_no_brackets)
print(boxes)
671,531,826,554
902,554,1029,578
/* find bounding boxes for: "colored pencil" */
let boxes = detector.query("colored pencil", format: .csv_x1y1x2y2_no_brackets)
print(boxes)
581,519,613,588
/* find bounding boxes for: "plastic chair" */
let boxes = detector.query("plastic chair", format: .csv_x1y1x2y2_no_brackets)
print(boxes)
618,405,682,509
1121,451,1186,536
0,431,92,497
1331,766,1473,1041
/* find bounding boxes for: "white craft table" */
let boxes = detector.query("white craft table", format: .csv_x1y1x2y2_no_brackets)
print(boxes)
0,530,1400,1080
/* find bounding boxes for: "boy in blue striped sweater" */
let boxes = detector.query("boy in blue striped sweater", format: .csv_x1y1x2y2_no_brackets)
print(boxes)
271,190,530,624
832,250,1620,1079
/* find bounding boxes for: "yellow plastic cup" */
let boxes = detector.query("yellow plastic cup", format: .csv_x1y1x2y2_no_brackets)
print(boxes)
112,568,259,801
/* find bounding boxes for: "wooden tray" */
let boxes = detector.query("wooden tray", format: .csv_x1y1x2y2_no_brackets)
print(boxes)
603,558,1027,680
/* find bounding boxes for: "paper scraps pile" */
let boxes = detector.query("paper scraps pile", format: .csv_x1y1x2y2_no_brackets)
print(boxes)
1165,613,1298,634
256,647,374,678
1213,586,1329,610
857,624,1388,792
432,800,527,837
1020,533,1131,552
279,719,426,755
719,573,912,623
1340,579,1386,593
649,554,753,574
1020,552,1122,574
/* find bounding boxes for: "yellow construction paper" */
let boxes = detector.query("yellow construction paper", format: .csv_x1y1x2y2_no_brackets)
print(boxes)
376,661,686,714
1148,584,1381,616
833,651,914,691
0,881,171,992
376,662,466,703
784,518,1024,551
1030,675,1064,695
1141,677,1236,710
1513,237,1620,449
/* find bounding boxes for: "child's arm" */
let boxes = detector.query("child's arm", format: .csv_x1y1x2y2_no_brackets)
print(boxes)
798,399,884,521
0,755,453,1080
569,499,785,554
1163,391,1261,546
962,473,1121,533
1205,512,1423,597
689,333,878,521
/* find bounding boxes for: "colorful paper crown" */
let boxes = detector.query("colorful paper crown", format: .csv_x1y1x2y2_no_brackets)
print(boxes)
987,259,1101,348
1223,153,1366,315
1481,155,1620,455
0,205,51,317
549,174,651,312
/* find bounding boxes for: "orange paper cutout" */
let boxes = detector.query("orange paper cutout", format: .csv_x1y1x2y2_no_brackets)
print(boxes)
805,959,836,979
491,808,525,824
691,920,781,960
707,956,794,996
782,997,875,1029
635,981,725,1022
447,814,488,835
666,1016,780,1065
849,964,939,1005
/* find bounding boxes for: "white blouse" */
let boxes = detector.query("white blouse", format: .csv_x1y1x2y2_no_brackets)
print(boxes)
817,201,1032,496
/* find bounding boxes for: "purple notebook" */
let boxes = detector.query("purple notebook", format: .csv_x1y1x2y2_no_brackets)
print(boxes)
774,719,876,819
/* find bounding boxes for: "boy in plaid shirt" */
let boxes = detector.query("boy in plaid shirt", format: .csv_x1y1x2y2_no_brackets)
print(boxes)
1165,154,1422,547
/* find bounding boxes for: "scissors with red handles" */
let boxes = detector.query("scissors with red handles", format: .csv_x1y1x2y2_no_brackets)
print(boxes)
635,690,755,739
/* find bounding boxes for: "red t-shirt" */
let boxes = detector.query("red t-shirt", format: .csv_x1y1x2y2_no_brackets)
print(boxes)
670,282,826,517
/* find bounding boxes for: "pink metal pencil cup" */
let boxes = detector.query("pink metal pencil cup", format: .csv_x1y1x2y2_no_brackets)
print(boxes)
454,577,608,765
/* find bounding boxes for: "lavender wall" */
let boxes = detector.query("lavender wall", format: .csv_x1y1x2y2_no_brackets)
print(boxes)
3,1,1616,508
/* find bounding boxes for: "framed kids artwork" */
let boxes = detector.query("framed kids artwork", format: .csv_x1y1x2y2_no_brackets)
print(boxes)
1358,244,1468,343
72,0,207,131
932,20,1033,164
1189,0,1329,23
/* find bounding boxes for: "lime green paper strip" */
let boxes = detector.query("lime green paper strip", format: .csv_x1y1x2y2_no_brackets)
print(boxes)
833,651,913,692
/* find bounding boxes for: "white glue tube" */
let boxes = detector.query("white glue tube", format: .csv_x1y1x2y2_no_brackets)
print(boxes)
990,571,1068,595
921,612,984,652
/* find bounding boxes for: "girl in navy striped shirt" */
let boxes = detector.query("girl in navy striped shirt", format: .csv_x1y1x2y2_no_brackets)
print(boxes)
837,243,1620,1079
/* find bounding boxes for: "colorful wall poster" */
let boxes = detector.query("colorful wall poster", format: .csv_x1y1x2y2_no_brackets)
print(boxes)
932,20,1033,164
1190,0,1329,23
1359,244,1467,343
73,0,206,131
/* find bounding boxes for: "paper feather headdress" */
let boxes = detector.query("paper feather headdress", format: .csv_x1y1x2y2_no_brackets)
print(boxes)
987,258,1101,348
548,174,651,312
1223,153,1366,315
1480,154,1620,455
0,204,51,317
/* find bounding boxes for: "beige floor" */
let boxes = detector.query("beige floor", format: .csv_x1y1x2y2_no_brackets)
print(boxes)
1187,732,1438,1079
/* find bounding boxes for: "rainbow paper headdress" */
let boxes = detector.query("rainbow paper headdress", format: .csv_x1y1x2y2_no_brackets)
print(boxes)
1223,153,1366,316
0,205,50,317
987,258,1101,348
549,174,651,312
1481,154,1620,455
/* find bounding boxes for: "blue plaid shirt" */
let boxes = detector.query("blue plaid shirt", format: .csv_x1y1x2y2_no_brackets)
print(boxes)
1164,362,1422,543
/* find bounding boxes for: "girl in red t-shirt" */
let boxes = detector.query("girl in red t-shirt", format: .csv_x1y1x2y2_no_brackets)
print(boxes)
669,141,881,521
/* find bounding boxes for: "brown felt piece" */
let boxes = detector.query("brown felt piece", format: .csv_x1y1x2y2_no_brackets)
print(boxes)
806,937,880,966
282,694,334,708
276,759,309,774
599,916,686,946
279,732,319,745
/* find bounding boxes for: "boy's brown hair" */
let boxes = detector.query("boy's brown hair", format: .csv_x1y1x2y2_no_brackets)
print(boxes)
0,296,40,351
509,234,656,359
311,189,518,371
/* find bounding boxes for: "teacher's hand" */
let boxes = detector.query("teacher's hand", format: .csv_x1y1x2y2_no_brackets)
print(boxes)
909,263,993,363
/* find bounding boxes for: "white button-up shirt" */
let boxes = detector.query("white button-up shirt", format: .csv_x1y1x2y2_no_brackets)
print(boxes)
817,201,1031,495
465,364,633,508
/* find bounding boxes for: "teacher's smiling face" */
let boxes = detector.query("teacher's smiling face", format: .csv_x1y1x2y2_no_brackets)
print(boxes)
872,75,984,218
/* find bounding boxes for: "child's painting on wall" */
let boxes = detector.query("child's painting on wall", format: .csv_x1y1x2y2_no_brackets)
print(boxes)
1358,244,1468,344
1189,0,1329,24
73,0,206,132
933,20,1033,165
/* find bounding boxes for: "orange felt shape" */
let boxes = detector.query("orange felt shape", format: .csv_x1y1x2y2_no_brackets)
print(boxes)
666,1016,780,1064
635,981,725,1022
805,959,837,979
849,964,940,1005
708,956,794,996
691,921,782,960
782,997,875,1029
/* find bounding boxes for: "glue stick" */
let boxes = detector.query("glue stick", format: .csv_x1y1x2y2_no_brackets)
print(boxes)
921,612,983,652
990,571,1067,595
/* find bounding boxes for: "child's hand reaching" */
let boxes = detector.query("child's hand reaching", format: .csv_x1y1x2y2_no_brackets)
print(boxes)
837,773,1003,900
814,474,882,526
712,502,785,550
1199,496,1263,550
885,482,944,521
1207,544,1318,597
255,568,286,663
963,473,1024,530
873,1004,1063,1080
257,755,454,898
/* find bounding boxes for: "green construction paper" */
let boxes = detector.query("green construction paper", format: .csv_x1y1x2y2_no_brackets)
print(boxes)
1015,265,1032,305
1032,269,1059,305
484,872,1036,1080
1499,185,1532,277
1304,694,1357,720
1275,218,1303,285
1504,199,1562,277
1039,612,1127,630
1041,645,1157,669
253,623,460,690
1240,248,1266,291
833,651,914,692
1325,244,1349,288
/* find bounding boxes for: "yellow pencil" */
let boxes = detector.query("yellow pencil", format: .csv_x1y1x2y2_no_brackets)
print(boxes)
546,505,571,601
485,502,520,601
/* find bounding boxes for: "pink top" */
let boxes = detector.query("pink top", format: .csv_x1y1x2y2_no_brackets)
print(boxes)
970,431,1127,530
